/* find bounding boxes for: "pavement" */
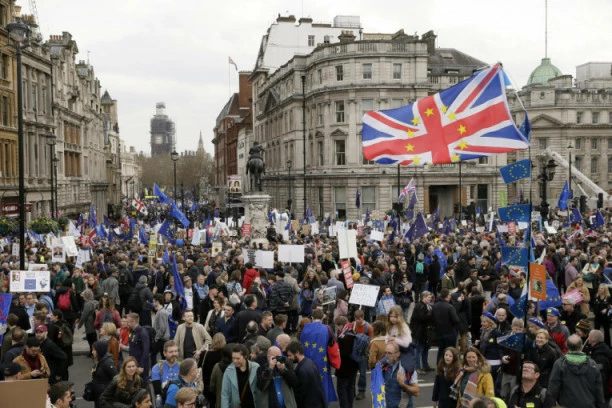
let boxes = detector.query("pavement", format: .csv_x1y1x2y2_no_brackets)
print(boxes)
72,324,93,356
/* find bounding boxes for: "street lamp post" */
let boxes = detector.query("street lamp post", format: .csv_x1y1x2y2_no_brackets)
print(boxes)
53,155,59,216
46,130,56,218
567,144,573,205
171,150,179,201
7,11,31,270
539,158,557,220
286,158,292,212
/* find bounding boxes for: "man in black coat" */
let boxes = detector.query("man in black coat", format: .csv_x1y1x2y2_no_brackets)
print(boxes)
451,283,472,355
35,325,68,384
432,288,460,364
91,340,118,398
1,327,25,365
409,291,433,374
8,296,30,332
286,341,328,408
235,295,262,338
334,317,360,405
587,329,612,401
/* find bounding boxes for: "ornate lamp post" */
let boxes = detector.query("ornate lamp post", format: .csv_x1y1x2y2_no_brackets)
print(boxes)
539,158,557,220
46,130,56,218
171,150,179,200
286,158,292,212
7,10,31,270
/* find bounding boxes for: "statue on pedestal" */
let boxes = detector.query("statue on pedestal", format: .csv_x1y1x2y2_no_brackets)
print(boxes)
246,141,265,192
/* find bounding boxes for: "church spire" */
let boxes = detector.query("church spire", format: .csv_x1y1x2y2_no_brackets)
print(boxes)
197,130,204,152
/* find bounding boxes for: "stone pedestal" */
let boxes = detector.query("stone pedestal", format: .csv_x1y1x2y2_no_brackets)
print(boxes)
241,193,271,245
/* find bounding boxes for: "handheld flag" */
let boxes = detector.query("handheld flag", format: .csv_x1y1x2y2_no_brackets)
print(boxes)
371,363,386,408
592,210,605,229
355,190,361,209
501,247,528,268
171,255,186,312
90,203,97,227
138,227,149,245
558,181,570,211
154,183,170,205
569,207,583,224
228,56,238,71
162,248,170,264
362,64,529,165
398,178,416,200
299,323,338,403
405,213,428,241
499,159,531,184
170,202,190,228
498,204,530,223
498,333,525,351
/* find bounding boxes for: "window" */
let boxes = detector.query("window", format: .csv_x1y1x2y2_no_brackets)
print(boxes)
577,111,583,124
1,54,8,79
335,140,346,165
362,63,372,80
478,157,488,164
334,186,346,219
361,99,373,118
593,112,599,124
609,112,612,124
317,69,322,85
608,158,612,173
539,138,547,149
608,138,612,150
317,104,323,125
308,35,315,47
335,101,345,123
318,187,325,217
575,138,581,149
592,139,598,149
391,99,403,109
41,87,47,114
591,157,598,173
1,96,7,126
361,186,376,211
574,156,581,171
336,65,343,81
393,63,402,79
317,140,324,165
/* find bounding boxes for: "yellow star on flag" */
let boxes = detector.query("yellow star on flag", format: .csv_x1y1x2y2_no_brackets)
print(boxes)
412,156,421,165
451,154,460,162
448,112,456,121
323,367,328,372
323,356,327,362
411,117,420,125
304,342,309,348
407,130,415,138
405,144,414,152
318,347,324,353
377,393,384,403
440,105,448,114
312,343,317,349
425,108,434,117
458,124,467,135
458,140,468,150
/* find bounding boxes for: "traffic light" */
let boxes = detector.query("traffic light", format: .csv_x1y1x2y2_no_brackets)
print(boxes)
597,193,604,209
580,195,588,213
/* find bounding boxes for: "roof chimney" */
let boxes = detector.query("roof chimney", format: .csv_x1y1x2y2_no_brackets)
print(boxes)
338,30,356,43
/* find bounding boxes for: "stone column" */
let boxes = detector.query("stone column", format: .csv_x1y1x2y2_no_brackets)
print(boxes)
241,193,271,245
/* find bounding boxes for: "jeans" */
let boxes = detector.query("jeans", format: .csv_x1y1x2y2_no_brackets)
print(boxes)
436,333,457,363
337,374,356,408
357,358,367,393
415,342,430,370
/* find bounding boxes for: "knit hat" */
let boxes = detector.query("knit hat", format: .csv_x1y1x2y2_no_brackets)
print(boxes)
528,318,546,329
93,340,108,359
575,319,591,333
546,307,560,317
481,311,497,324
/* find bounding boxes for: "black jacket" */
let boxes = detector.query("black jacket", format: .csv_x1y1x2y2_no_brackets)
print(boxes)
99,376,145,408
525,342,558,388
9,304,31,332
294,357,328,408
432,299,460,337
507,382,556,408
198,296,215,325
40,338,68,384
336,331,359,378
92,353,118,398
235,309,262,340
135,282,154,311
588,341,612,400
409,301,432,344
269,279,294,312
1,342,23,364
451,291,471,334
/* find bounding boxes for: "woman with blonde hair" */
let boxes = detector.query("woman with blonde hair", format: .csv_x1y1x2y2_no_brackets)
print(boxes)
593,283,612,346
566,275,591,315
99,356,145,408
454,347,494,406
386,305,414,373
99,322,121,367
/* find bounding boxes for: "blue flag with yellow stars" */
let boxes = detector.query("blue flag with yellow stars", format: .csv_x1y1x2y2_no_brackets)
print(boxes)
539,279,562,310
299,322,337,403
498,204,530,222
499,158,531,184
371,362,386,408
498,333,525,351
501,247,528,268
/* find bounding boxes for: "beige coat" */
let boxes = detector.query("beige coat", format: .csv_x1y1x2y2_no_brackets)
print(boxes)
174,322,211,360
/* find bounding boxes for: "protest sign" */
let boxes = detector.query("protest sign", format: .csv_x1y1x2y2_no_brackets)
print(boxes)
562,289,583,305
212,242,223,257
337,229,358,260
10,270,50,292
529,263,547,300
340,260,354,289
370,230,384,242
61,236,78,257
320,286,337,305
278,245,305,263
348,283,380,307
241,223,252,236
255,250,274,269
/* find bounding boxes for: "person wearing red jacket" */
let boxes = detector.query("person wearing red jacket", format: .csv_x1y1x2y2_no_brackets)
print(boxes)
242,263,260,295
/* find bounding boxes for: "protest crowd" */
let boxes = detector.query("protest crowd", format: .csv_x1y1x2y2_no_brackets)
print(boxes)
1,193,612,408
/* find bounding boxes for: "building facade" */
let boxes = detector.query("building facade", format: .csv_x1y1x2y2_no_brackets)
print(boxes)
119,142,141,198
102,90,122,206
150,102,175,157
249,27,505,219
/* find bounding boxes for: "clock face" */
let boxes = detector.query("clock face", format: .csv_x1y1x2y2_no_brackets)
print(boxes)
154,135,162,144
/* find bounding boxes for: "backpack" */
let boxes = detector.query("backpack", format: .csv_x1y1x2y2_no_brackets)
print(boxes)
127,287,143,312
161,379,183,405
58,321,73,347
58,291,72,312
101,310,114,324
415,261,424,274
350,327,371,363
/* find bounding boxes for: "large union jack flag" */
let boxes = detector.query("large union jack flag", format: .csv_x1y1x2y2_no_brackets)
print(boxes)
398,178,416,200
362,64,529,165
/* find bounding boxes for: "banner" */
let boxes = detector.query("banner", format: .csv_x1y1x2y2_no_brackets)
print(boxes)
348,284,380,307
0,293,13,344
241,223,252,237
340,260,354,289
9,270,50,292
529,263,547,300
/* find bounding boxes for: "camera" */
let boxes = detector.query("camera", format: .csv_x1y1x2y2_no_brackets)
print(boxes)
273,355,287,365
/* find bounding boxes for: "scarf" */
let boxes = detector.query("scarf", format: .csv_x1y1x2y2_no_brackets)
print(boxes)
22,350,42,371
461,370,480,408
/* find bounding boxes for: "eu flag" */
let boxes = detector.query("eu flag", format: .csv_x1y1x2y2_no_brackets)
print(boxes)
499,158,531,184
558,181,570,211
90,203,97,227
158,221,175,244
501,246,528,268
570,207,583,224
539,279,562,309
170,202,190,228
171,254,186,312
154,183,170,205
593,210,605,229
498,333,525,351
355,190,361,209
371,363,386,408
405,213,428,242
139,227,149,245
498,204,530,222
163,248,170,264
299,322,337,403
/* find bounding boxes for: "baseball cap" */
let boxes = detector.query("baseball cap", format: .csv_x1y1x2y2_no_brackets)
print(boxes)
3,362,25,377
35,325,47,333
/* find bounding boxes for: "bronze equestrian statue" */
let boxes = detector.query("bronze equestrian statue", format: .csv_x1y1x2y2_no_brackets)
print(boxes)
246,141,265,192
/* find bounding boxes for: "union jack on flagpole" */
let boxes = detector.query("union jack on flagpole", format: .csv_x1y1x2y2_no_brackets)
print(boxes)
398,178,416,200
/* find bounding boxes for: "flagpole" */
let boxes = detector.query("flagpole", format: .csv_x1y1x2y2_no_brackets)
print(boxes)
228,59,231,98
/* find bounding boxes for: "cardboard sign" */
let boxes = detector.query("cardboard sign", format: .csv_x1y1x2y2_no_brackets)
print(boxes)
9,270,51,292
61,236,78,257
241,223,252,237
562,289,583,305
337,229,358,260
348,283,380,307
320,286,337,305
51,238,66,263
310,223,319,236
507,222,516,234
529,263,547,300
340,260,354,289
370,230,384,242
212,242,223,257
379,295,397,315
11,243,18,257
255,250,274,269
0,378,48,408
278,245,305,263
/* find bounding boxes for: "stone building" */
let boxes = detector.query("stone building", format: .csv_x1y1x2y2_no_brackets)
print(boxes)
119,143,141,198
101,90,122,206
508,59,612,207
248,25,504,219
150,102,175,157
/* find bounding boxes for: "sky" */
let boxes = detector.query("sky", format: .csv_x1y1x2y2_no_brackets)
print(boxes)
33,0,612,157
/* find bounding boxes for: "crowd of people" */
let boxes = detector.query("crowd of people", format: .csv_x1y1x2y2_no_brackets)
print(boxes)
1,210,612,408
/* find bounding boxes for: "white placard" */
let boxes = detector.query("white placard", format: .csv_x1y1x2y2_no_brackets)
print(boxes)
476,227,485,233
61,237,78,257
9,270,51,292
337,229,358,260
348,283,381,307
517,222,529,230
51,238,66,263
328,225,336,237
212,242,223,257
310,223,319,236
255,250,274,269
545,226,557,234
461,220,468,226
370,230,384,242
11,243,19,257
497,225,508,233
278,245,305,263
335,221,345,231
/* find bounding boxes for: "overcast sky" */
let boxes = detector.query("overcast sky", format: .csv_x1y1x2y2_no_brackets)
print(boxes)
34,0,611,156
